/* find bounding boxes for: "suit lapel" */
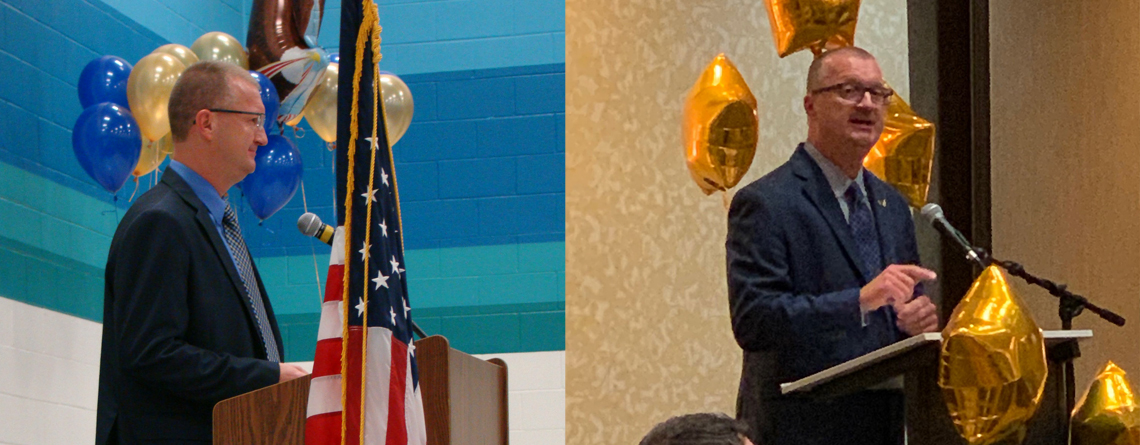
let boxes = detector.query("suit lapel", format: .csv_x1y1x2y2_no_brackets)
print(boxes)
791,146,874,283
161,170,261,329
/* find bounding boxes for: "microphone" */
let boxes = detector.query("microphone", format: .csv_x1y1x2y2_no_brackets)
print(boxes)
298,212,334,246
920,203,987,268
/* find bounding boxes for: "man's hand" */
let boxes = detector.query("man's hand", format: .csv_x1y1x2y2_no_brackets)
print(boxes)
859,264,936,312
894,295,939,336
279,363,310,383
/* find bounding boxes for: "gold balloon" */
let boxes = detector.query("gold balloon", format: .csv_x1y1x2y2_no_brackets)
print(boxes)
1072,361,1140,445
863,87,935,208
127,53,186,142
152,43,199,69
379,73,414,145
190,31,248,69
302,63,339,143
134,135,171,176
682,54,758,195
939,265,1048,445
764,0,861,57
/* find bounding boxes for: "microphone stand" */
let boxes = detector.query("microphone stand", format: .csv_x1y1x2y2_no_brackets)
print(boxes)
970,247,1125,441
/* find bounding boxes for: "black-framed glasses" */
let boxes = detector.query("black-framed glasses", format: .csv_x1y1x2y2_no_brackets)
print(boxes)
207,108,266,128
810,82,894,106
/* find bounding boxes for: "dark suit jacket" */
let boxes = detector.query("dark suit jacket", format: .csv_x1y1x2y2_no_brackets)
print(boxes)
95,169,283,444
726,145,921,445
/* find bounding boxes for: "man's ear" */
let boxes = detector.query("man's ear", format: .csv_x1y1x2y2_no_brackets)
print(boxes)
803,94,814,117
193,109,215,142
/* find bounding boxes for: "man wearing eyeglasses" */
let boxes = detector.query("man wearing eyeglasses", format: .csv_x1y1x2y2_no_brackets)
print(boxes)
726,47,939,445
96,61,309,444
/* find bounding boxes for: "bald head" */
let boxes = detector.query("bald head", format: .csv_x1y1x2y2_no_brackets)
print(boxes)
806,46,877,93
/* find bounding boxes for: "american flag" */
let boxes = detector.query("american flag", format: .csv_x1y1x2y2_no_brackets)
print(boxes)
304,0,426,443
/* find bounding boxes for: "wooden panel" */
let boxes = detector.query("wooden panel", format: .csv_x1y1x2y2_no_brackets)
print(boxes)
417,335,453,445
212,375,311,445
448,349,506,444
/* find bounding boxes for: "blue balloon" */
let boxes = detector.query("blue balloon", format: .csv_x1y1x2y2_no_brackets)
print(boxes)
242,135,302,220
249,70,280,132
78,56,132,110
328,52,339,64
72,103,141,193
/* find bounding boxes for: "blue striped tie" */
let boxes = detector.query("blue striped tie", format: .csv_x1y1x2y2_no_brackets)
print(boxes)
845,183,882,278
222,203,280,363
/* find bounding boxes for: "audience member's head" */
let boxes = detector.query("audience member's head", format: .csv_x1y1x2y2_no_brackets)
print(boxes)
639,412,753,445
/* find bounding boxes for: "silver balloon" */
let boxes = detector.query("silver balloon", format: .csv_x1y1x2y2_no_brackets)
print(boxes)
378,73,414,144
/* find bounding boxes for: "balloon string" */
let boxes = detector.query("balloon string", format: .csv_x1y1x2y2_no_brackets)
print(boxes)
301,179,324,306
128,177,140,202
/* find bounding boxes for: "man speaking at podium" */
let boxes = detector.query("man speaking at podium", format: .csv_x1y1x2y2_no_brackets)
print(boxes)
95,61,309,444
726,47,939,445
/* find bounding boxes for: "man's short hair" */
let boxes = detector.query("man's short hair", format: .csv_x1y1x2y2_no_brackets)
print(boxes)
168,61,258,142
806,46,876,92
639,412,750,445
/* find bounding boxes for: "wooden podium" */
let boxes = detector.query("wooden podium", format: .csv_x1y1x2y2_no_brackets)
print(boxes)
780,330,1091,445
212,335,508,444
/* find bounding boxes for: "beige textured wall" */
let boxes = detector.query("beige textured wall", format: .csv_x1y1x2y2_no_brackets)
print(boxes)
565,1,909,443
990,2,1140,387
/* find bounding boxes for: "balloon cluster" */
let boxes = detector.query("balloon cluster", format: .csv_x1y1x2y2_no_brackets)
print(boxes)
279,61,416,147
72,32,302,220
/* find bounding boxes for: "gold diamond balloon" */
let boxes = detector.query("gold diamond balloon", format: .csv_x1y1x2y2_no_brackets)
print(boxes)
682,54,758,195
764,0,861,58
1072,361,1140,445
863,87,935,208
939,265,1048,445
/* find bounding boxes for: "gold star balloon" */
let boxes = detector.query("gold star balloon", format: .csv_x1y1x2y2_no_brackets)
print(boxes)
682,54,759,195
1072,361,1140,445
939,265,1048,445
863,87,935,208
764,0,861,58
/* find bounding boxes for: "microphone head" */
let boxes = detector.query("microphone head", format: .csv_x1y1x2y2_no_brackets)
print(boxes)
297,212,322,236
920,203,944,223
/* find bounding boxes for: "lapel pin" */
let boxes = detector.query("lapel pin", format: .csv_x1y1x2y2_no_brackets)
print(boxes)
878,199,887,208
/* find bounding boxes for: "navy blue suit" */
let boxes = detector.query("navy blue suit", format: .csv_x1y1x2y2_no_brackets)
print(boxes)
726,145,920,445
96,169,283,444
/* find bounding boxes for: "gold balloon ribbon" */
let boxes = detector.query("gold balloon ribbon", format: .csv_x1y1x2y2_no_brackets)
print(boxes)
862,87,935,208
682,53,758,195
764,0,861,57
1072,361,1140,445
939,265,1048,445
133,134,171,177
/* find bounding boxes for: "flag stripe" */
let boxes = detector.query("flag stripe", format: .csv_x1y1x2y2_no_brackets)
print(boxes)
324,264,346,303
363,327,394,444
406,370,427,445
306,374,346,417
385,338,409,445
311,338,343,378
344,326,365,445
318,300,345,341
305,412,342,445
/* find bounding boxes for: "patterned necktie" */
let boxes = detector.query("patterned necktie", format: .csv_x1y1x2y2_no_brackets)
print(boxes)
222,203,280,363
844,182,882,277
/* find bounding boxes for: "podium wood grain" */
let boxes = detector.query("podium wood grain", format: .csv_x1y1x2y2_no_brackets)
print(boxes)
213,374,311,445
417,335,509,445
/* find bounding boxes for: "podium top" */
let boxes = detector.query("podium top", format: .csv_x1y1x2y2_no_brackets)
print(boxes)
780,329,1092,395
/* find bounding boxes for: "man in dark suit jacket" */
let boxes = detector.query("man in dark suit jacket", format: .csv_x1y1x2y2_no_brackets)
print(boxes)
96,61,309,444
726,47,939,445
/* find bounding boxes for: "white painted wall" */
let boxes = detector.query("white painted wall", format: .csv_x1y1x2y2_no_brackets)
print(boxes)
0,297,101,445
0,296,565,445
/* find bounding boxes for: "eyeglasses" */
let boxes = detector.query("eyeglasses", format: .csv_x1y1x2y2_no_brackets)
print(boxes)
207,108,266,128
810,82,894,106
